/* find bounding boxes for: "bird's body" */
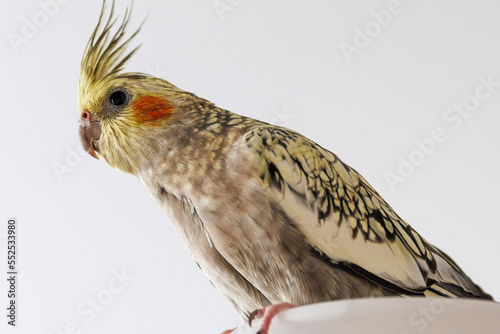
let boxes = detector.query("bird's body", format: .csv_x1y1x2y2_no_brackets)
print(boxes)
136,104,398,317
134,101,489,317
78,1,492,322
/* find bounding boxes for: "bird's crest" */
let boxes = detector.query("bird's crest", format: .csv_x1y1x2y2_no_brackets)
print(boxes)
78,0,144,109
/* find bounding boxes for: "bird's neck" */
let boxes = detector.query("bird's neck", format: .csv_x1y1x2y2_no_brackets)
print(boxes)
134,105,259,198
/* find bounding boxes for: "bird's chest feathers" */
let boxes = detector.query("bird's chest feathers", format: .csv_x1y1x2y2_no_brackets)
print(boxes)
137,134,255,242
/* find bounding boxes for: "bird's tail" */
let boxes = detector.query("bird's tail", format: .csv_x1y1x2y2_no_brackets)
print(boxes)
425,246,493,300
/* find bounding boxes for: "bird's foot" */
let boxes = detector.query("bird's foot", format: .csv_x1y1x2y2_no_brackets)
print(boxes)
220,328,236,334
248,303,297,334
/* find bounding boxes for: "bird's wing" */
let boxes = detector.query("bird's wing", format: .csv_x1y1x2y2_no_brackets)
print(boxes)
243,126,484,297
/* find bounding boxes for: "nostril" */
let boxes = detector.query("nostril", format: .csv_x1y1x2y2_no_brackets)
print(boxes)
81,110,91,121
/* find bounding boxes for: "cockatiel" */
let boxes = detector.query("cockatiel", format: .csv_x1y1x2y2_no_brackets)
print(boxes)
78,1,493,333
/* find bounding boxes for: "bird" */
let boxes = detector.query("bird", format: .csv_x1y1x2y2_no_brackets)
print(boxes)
78,1,493,333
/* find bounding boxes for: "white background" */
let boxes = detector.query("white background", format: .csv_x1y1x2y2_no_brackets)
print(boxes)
1,1,499,333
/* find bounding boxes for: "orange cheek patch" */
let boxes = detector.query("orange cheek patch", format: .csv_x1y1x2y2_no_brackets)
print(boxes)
132,95,173,124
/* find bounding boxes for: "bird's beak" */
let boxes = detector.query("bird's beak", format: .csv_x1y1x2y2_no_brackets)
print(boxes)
79,110,102,160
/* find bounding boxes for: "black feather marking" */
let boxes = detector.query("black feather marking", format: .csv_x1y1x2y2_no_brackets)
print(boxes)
267,161,283,192
432,282,493,300
308,245,334,265
370,210,384,225
307,245,425,296
317,198,331,220
340,262,426,296
369,210,393,242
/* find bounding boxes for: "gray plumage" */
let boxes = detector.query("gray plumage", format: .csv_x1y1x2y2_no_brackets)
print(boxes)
137,105,491,317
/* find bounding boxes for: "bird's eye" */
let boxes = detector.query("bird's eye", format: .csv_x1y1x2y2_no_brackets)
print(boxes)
109,90,128,107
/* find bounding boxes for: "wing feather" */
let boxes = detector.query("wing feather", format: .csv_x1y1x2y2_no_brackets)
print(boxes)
244,126,489,298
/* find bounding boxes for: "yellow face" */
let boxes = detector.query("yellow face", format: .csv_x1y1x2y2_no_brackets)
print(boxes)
78,75,174,160
78,1,185,176
78,77,130,159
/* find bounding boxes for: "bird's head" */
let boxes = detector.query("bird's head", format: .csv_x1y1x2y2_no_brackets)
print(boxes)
78,1,193,175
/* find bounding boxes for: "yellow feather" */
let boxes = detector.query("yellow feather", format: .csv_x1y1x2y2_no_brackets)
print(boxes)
78,0,144,113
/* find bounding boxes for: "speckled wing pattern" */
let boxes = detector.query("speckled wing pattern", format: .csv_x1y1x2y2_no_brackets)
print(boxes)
244,126,485,298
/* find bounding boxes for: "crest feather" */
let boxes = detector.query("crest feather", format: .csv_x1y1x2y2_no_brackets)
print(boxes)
79,0,144,104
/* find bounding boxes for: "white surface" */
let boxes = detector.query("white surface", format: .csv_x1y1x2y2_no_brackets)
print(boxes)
233,298,500,334
1,1,500,333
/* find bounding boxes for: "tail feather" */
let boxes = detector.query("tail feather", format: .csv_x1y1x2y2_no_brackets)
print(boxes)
427,247,492,300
